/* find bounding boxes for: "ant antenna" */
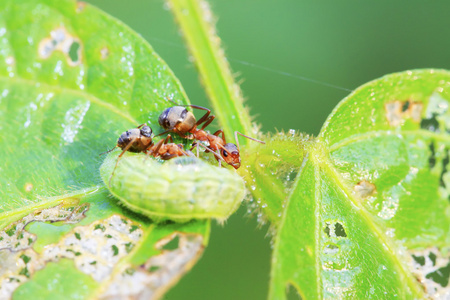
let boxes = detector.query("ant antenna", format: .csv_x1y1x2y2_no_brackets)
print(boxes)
100,146,117,156
155,129,172,137
165,96,179,106
234,131,265,149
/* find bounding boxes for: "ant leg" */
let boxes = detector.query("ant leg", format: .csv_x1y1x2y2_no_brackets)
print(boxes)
189,143,200,157
147,134,174,161
155,129,189,139
198,143,223,162
166,134,174,143
212,130,226,143
235,131,266,149
160,153,178,160
109,137,137,186
186,105,212,127
162,100,212,128
146,139,165,160
99,145,117,156
180,147,191,157
136,123,147,129
200,115,215,130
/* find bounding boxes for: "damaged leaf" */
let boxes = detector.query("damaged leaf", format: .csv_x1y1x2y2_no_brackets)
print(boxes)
242,70,450,299
0,0,210,298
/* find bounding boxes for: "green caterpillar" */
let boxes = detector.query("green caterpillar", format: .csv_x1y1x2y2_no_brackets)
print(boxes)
100,150,245,223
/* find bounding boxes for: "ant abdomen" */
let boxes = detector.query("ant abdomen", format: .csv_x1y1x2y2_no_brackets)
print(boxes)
117,125,153,152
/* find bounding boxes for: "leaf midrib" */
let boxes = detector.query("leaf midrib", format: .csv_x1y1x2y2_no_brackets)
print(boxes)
328,129,450,152
312,140,424,297
0,185,102,228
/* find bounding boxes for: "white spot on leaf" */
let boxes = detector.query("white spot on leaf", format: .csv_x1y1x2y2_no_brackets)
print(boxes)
61,101,90,144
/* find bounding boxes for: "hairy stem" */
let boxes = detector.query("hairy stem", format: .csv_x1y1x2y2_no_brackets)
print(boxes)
167,0,254,142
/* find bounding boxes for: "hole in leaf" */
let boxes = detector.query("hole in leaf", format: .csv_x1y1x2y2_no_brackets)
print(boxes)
124,268,135,276
385,100,422,126
323,243,339,255
334,223,347,237
68,41,81,63
285,283,302,300
429,252,437,266
38,27,83,66
412,255,426,266
162,235,180,251
111,244,119,256
324,222,347,238
148,265,160,273
421,114,440,132
324,223,331,237
20,254,31,264
402,100,410,112
439,149,449,188
19,267,30,278
425,263,450,287
428,142,436,169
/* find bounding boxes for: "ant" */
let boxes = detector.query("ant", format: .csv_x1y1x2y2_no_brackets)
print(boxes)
101,123,190,185
158,104,214,138
157,104,265,169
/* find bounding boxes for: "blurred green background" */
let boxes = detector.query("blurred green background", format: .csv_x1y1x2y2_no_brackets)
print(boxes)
86,1,450,299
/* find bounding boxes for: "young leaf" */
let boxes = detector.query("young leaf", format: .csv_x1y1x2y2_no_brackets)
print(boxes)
242,70,450,298
0,0,210,298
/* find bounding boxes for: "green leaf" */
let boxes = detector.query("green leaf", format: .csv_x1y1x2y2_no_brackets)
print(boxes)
242,70,450,298
0,0,210,298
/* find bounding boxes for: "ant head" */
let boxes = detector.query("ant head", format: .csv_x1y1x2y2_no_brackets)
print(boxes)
140,125,153,138
158,106,196,133
221,143,241,169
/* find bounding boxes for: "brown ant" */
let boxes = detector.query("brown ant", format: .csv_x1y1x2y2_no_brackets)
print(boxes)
158,104,214,138
101,123,190,185
157,104,265,169
147,134,190,160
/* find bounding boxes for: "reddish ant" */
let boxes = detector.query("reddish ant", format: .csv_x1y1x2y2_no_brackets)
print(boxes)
101,123,190,185
157,104,265,169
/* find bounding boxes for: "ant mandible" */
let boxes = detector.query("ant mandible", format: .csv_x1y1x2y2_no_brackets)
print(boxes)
100,123,190,185
157,104,265,169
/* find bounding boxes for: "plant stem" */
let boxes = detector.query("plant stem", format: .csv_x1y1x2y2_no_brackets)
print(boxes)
167,0,254,142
